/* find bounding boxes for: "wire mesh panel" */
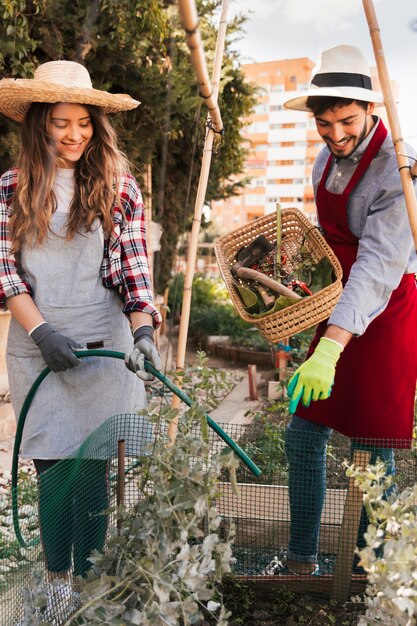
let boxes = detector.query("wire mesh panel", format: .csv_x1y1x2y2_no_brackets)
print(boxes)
1,413,416,624
212,421,417,599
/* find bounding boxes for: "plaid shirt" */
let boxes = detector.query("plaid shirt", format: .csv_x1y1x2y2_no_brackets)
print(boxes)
0,169,161,327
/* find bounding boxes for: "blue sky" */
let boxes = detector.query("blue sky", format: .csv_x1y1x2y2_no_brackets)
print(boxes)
229,0,417,150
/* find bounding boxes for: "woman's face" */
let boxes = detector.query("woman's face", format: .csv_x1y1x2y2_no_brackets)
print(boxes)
47,102,94,168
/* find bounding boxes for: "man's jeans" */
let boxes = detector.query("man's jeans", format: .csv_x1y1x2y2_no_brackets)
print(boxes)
284,415,395,564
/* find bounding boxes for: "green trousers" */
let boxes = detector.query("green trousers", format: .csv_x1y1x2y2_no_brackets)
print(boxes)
34,458,109,577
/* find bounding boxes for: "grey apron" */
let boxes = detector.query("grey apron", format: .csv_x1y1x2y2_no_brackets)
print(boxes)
7,213,149,459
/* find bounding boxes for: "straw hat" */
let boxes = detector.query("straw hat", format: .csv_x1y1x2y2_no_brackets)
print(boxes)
0,60,140,122
284,45,383,112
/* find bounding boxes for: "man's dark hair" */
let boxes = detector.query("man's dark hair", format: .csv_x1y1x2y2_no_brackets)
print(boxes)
306,96,369,117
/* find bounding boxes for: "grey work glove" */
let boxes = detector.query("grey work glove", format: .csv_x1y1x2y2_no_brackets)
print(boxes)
31,322,83,372
125,325,161,381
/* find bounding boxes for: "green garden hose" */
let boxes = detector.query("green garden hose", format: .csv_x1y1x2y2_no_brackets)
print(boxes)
12,349,261,547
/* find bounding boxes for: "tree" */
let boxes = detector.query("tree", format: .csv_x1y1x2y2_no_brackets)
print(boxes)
0,0,256,290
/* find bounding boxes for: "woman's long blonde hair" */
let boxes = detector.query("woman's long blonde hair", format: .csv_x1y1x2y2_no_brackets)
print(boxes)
10,102,130,253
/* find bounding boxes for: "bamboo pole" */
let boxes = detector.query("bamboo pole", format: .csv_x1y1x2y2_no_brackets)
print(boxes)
275,202,281,280
362,0,417,250
144,163,154,288
177,0,224,134
168,0,228,442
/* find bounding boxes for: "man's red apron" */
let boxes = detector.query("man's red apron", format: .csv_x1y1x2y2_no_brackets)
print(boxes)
297,120,417,444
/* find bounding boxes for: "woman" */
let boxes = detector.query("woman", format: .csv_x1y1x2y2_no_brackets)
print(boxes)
0,60,161,622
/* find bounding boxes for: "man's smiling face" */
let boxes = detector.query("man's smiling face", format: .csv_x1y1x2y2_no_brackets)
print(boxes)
314,101,375,159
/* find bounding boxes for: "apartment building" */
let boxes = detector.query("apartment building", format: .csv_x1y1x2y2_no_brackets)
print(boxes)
211,58,323,233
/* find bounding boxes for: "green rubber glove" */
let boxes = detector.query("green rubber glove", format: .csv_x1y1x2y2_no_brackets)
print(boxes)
287,337,343,414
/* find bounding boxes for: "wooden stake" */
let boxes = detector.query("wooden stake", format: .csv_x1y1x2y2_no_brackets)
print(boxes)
248,364,258,400
331,449,371,602
168,0,228,443
277,337,289,381
362,0,417,250
117,439,125,533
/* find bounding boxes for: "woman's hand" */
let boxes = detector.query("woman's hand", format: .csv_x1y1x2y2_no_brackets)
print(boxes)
125,325,161,381
31,322,83,372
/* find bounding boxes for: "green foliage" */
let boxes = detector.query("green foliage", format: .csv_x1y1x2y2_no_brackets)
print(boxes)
76,407,236,625
288,327,316,367
20,405,237,624
179,350,234,412
236,410,288,484
221,576,255,625
0,0,256,292
168,272,229,319
168,273,270,351
189,303,250,342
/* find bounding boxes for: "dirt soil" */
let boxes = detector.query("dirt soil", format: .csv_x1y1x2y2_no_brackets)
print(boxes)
220,578,365,626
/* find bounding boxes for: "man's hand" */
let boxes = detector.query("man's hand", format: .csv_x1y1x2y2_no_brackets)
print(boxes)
125,325,162,381
31,322,83,372
287,337,343,414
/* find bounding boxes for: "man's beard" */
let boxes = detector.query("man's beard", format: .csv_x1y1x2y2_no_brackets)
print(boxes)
327,117,369,159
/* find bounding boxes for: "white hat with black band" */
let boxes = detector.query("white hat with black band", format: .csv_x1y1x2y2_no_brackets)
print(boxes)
284,44,384,112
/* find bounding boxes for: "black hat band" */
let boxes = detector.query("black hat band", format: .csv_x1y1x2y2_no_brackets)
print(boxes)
312,72,372,90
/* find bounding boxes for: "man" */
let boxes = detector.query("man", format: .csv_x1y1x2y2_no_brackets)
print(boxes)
280,44,417,575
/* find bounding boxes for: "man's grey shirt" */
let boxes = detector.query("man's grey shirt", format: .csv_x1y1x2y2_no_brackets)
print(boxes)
312,117,417,336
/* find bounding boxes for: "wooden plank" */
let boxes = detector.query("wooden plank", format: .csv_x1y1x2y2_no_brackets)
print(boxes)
218,482,346,524
331,450,371,602
235,574,367,597
224,518,341,553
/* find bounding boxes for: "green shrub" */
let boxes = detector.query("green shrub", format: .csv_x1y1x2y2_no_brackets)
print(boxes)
21,359,238,625
168,273,270,350
168,273,229,320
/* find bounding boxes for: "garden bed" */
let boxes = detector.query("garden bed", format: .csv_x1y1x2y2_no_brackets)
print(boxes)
211,343,274,367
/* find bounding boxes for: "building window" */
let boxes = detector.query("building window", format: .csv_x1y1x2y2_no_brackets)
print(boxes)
245,161,266,169
271,84,285,92
270,105,283,111
247,122,268,134
279,141,306,146
254,144,268,151
246,194,265,206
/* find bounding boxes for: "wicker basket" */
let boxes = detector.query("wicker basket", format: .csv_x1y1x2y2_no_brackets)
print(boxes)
214,208,343,342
